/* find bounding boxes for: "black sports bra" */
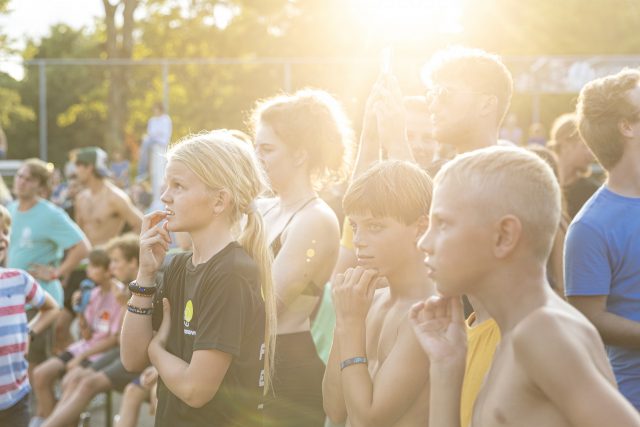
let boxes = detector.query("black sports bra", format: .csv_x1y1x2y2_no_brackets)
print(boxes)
264,196,322,297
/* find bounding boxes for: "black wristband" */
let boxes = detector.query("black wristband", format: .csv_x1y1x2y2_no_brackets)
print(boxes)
128,280,157,297
127,303,154,316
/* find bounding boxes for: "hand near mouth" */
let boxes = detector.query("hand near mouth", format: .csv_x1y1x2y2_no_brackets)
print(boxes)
137,210,172,284
332,266,379,324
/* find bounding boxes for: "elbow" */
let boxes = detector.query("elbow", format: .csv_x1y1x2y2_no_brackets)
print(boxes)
348,414,380,427
78,240,91,258
323,400,347,425
121,348,148,373
325,410,347,425
183,385,219,408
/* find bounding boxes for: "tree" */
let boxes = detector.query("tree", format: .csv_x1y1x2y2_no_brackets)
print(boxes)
14,25,104,164
102,0,140,153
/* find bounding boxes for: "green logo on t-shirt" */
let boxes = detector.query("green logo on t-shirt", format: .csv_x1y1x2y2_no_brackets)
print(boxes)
184,299,194,323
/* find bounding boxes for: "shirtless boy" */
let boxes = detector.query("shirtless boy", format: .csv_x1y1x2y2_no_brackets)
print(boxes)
411,146,640,427
323,160,435,427
74,147,143,245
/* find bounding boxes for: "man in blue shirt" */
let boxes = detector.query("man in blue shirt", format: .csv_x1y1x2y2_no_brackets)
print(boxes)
566,68,640,410
8,159,90,375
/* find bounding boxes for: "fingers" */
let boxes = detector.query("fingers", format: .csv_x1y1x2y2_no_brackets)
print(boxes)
144,234,171,253
433,296,449,320
140,219,172,256
141,211,168,234
409,301,426,323
141,220,171,243
450,296,465,325
348,267,364,286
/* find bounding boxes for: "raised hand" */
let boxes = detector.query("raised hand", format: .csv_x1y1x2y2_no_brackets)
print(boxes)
373,74,407,153
409,296,467,367
141,366,159,387
138,211,171,284
332,266,379,324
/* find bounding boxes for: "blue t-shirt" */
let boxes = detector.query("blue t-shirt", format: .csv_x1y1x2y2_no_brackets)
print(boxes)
565,186,640,409
7,199,85,305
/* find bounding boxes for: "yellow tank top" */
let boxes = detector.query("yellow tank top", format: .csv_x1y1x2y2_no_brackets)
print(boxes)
460,313,501,427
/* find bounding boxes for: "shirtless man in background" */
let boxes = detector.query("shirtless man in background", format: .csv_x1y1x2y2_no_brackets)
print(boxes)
74,147,143,246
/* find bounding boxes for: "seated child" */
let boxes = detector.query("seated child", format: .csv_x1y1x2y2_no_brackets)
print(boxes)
31,248,124,426
41,234,140,427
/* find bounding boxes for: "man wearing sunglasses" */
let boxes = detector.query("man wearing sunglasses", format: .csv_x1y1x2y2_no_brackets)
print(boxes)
424,46,513,156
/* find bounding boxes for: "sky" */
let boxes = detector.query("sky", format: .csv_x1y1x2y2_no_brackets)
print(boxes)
0,0,102,79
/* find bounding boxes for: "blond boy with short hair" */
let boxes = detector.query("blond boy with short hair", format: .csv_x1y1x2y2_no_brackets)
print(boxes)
411,146,640,427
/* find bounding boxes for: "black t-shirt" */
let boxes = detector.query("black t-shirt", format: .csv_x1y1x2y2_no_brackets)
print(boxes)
152,242,266,427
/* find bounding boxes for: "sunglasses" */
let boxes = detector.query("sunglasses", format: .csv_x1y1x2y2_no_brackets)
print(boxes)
425,85,485,105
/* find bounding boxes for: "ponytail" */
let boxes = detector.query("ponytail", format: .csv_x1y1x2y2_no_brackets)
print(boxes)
239,209,277,394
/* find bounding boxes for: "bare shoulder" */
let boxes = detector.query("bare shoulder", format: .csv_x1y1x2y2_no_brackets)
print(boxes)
106,181,133,203
512,301,605,364
515,304,595,342
76,188,91,204
289,198,340,235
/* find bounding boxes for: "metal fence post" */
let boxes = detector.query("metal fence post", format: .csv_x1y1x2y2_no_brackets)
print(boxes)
162,60,169,113
283,61,292,92
38,60,47,161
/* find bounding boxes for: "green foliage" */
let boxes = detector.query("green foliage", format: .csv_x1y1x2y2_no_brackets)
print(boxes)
10,25,105,165
2,0,640,166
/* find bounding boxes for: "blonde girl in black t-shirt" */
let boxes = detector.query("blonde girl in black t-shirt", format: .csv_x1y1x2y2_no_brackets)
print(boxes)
120,130,277,427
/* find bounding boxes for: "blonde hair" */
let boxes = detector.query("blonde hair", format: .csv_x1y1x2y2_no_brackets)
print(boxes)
577,68,640,171
167,130,277,392
343,160,433,225
250,88,354,187
435,146,561,261
0,204,11,230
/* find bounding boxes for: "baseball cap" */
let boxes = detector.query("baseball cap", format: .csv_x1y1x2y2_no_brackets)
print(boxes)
75,147,110,177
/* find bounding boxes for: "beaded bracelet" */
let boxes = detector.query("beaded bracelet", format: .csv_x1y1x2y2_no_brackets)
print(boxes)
128,280,157,297
127,303,154,316
340,356,368,371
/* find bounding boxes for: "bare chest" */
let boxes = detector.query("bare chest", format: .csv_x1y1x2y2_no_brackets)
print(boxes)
78,194,119,225
365,301,410,377
472,342,552,427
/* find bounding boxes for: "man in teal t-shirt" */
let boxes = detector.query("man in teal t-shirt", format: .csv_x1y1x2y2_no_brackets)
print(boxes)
8,159,90,366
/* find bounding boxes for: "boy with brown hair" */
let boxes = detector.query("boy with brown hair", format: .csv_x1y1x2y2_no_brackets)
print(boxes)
412,146,640,427
323,160,435,427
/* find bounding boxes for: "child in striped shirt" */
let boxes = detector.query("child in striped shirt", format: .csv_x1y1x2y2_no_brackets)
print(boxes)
0,205,59,427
